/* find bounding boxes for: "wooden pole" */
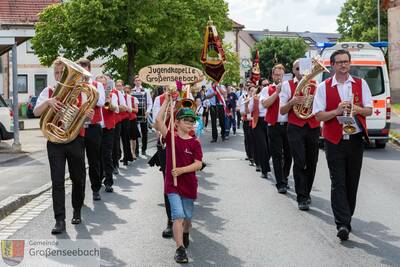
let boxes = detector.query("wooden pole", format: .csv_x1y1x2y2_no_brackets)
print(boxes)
170,100,177,186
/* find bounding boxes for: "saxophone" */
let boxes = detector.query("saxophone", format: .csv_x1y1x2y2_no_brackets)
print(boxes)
293,58,330,119
40,57,99,144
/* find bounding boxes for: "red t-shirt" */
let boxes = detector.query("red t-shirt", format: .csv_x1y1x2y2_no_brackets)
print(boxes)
164,131,203,199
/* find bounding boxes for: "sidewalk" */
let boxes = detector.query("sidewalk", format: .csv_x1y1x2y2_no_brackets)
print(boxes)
0,118,45,164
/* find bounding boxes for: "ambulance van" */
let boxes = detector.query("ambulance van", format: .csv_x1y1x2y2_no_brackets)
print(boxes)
317,42,391,148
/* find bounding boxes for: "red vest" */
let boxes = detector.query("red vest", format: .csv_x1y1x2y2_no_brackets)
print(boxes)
264,85,280,125
90,81,102,124
49,88,85,137
323,77,368,144
160,94,166,106
129,96,137,120
119,94,129,121
251,98,260,129
288,80,320,128
113,89,123,124
102,90,117,130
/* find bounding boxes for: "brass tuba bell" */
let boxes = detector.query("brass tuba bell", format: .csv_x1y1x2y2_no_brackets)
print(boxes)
293,58,330,119
39,57,99,144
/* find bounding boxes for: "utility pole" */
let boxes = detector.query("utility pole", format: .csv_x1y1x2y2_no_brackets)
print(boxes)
378,0,381,41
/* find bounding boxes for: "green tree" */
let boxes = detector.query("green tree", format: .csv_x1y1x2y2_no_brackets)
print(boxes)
32,0,231,85
337,0,388,41
221,44,241,86
252,37,308,79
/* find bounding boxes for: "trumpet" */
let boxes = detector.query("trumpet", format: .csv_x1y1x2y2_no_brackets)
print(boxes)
343,94,357,135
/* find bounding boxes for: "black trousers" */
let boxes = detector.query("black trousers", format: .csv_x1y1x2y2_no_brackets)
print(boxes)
210,105,225,141
157,142,171,223
268,123,292,188
236,110,241,128
136,121,148,154
287,123,320,202
325,133,364,230
243,120,254,161
112,122,122,169
85,124,102,193
253,118,271,174
102,128,114,187
121,119,133,162
47,136,85,221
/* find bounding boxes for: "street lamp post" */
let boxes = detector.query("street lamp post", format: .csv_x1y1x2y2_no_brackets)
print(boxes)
378,0,381,42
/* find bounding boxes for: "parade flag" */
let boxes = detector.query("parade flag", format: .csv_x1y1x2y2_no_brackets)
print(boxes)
200,17,226,82
251,49,260,85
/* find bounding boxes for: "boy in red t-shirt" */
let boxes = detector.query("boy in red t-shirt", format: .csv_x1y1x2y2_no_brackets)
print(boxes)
155,92,203,264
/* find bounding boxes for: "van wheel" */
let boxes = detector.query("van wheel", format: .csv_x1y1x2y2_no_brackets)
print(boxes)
375,141,386,149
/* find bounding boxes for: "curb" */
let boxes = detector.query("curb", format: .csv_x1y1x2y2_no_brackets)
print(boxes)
0,137,158,221
390,135,400,147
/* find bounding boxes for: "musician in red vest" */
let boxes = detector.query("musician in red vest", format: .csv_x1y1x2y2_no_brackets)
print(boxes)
280,59,320,211
313,49,372,241
120,84,134,165
247,84,271,178
239,85,254,166
261,64,292,194
34,59,94,234
96,74,119,196
128,87,140,161
205,81,226,142
77,58,105,201
112,80,128,176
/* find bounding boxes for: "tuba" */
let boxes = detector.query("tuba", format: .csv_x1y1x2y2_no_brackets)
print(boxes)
40,57,99,144
293,58,329,119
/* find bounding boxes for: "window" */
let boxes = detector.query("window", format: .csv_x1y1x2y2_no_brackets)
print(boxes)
26,40,34,53
321,66,385,96
17,75,28,93
34,75,47,96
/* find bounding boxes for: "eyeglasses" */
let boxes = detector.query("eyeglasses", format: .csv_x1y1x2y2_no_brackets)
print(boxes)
335,60,350,65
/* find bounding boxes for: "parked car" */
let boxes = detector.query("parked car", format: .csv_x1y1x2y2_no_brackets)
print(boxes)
27,96,39,118
0,95,14,141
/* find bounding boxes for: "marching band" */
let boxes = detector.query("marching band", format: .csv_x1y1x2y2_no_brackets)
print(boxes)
33,45,372,264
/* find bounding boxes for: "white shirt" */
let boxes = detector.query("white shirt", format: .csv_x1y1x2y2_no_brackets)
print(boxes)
312,74,373,114
249,87,268,117
152,95,162,119
125,93,132,112
196,105,204,116
35,86,88,112
280,76,301,106
110,93,119,113
133,86,153,113
117,90,127,108
260,83,288,123
312,74,373,135
89,78,105,108
238,92,252,120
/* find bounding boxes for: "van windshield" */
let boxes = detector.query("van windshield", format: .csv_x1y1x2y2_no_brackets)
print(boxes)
321,66,385,96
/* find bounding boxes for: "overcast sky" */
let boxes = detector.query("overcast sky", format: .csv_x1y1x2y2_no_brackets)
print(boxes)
226,0,347,33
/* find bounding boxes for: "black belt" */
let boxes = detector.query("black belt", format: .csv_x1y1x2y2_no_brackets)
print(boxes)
87,124,101,128
268,122,288,126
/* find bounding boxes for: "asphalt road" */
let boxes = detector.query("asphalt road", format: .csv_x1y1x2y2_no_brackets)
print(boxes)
1,129,400,267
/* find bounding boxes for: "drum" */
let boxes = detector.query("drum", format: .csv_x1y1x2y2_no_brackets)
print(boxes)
132,91,147,123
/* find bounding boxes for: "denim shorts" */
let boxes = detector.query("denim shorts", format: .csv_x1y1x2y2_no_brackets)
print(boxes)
167,193,194,220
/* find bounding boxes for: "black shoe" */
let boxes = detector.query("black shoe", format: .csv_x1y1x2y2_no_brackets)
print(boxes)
119,159,124,163
162,224,173,238
337,226,349,241
51,220,65,235
249,161,255,166
306,197,312,205
183,232,190,248
174,246,188,264
123,161,128,166
261,172,269,179
277,187,287,194
105,186,114,193
93,191,101,201
210,139,217,143
142,150,147,156
298,201,309,211
71,210,81,225
255,166,261,172
245,157,249,161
